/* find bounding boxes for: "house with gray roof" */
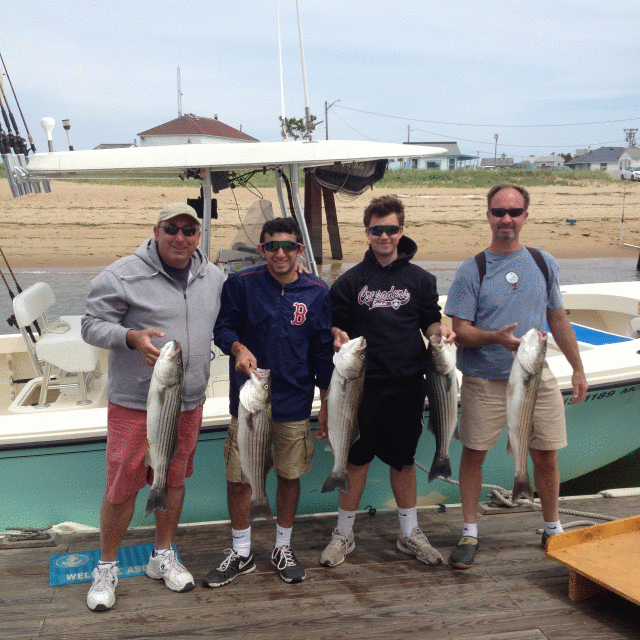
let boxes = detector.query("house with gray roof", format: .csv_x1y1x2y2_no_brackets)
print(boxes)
565,147,625,173
138,114,258,147
399,141,477,170
480,155,513,169
619,147,640,171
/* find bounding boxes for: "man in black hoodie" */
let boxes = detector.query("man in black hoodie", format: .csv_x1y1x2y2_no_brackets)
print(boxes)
319,195,455,568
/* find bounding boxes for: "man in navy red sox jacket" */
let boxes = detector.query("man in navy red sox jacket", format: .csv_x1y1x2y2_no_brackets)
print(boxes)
205,217,333,587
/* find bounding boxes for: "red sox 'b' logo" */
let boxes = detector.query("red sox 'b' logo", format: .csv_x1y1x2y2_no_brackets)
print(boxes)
291,302,308,325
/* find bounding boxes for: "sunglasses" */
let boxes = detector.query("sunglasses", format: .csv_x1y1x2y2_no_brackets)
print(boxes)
160,223,199,237
489,208,526,218
367,225,402,237
262,240,301,252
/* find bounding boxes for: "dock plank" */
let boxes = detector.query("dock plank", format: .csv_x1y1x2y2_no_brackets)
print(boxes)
1,494,638,639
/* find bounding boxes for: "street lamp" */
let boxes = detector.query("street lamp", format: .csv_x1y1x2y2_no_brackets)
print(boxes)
325,99,341,140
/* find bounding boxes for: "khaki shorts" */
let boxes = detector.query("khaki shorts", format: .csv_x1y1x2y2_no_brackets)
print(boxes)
224,416,314,482
459,364,567,451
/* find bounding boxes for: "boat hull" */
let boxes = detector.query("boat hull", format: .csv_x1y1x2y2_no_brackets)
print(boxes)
2,378,639,533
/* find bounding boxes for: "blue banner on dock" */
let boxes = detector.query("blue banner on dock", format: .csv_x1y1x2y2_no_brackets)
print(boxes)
49,543,184,586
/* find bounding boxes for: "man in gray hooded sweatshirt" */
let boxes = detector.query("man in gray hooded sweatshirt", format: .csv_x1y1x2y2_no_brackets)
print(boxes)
81,203,224,611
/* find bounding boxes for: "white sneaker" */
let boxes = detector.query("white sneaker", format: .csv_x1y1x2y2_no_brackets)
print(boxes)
397,527,443,565
87,563,119,611
145,549,195,592
320,528,355,567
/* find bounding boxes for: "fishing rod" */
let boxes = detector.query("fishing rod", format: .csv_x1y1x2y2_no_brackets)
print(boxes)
0,88,27,156
0,247,41,335
0,52,36,154
0,266,35,342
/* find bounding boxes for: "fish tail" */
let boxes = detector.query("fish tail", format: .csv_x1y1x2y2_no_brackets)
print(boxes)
428,456,452,482
145,486,168,516
321,471,349,494
512,474,534,502
249,497,273,522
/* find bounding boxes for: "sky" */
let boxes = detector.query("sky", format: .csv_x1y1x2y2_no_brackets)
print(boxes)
2,0,639,161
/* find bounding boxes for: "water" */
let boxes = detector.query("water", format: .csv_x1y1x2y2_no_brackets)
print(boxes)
2,257,638,334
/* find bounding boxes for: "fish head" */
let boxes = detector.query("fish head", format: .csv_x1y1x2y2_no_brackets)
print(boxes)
333,336,367,379
516,328,547,374
427,332,457,375
153,340,184,387
239,367,271,413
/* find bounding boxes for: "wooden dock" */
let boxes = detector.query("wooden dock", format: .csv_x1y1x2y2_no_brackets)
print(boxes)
2,494,638,639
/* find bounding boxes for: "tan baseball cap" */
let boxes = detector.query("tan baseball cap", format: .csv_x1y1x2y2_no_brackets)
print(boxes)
157,203,200,226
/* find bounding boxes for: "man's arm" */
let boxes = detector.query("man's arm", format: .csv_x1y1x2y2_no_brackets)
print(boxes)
451,317,521,352
547,307,588,404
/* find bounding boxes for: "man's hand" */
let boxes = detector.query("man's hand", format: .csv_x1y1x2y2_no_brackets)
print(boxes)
426,322,456,344
231,342,257,377
315,389,329,440
126,328,165,366
331,327,350,352
495,322,520,352
570,370,588,404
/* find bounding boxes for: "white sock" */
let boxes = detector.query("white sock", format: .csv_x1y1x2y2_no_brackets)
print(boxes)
232,526,251,557
97,559,117,568
337,508,357,536
543,521,564,537
462,523,478,539
398,506,418,538
275,524,292,548
152,547,171,557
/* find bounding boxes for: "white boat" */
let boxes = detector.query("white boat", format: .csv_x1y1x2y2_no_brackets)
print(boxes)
2,140,640,533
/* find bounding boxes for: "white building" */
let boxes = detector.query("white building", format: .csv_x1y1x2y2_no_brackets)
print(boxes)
138,114,258,147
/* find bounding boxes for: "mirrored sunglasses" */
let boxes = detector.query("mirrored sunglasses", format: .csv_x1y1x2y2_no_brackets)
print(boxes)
160,223,199,237
489,208,526,218
367,225,402,237
262,240,301,252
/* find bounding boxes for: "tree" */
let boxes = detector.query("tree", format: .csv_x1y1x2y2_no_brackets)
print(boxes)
560,152,573,162
279,115,317,141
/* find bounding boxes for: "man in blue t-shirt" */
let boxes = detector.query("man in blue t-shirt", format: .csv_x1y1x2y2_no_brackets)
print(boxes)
444,182,588,569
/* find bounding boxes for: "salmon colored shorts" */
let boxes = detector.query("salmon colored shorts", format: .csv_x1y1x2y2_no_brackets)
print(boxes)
105,401,204,504
458,364,567,451
224,416,314,482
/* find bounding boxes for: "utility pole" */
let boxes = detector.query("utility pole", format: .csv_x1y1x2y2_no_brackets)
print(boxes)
494,134,499,166
324,99,340,140
624,128,637,147
177,67,183,118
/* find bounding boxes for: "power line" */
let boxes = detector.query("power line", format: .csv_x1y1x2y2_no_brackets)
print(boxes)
335,104,640,129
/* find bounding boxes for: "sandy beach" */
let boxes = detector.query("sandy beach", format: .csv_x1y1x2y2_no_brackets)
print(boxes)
1,180,640,268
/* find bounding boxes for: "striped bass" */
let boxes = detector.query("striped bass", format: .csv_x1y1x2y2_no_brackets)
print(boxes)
238,367,273,521
145,340,184,516
506,327,548,501
425,333,459,482
322,336,366,494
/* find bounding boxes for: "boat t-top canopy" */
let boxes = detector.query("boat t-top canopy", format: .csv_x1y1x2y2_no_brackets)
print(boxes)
3,139,446,274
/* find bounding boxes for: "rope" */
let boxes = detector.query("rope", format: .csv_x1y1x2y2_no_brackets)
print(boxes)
415,461,618,529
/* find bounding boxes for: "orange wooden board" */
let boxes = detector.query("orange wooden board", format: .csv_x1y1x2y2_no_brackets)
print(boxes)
546,515,640,604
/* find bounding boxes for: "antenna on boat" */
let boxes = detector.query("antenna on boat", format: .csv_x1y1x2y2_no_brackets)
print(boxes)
62,119,74,151
295,0,313,140
40,118,55,152
276,0,287,139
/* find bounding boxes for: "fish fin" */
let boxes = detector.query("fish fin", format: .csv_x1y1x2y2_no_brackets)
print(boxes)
321,471,349,494
428,457,452,482
145,487,168,516
249,497,273,521
512,474,534,502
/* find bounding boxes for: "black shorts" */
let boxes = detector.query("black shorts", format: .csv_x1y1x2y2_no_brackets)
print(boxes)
348,374,426,472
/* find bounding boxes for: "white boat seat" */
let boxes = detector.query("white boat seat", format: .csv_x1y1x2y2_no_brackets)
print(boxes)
12,282,102,406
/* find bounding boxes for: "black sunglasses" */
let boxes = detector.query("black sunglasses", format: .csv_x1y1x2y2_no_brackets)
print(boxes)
367,225,402,237
489,208,526,218
262,240,301,252
160,223,199,237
